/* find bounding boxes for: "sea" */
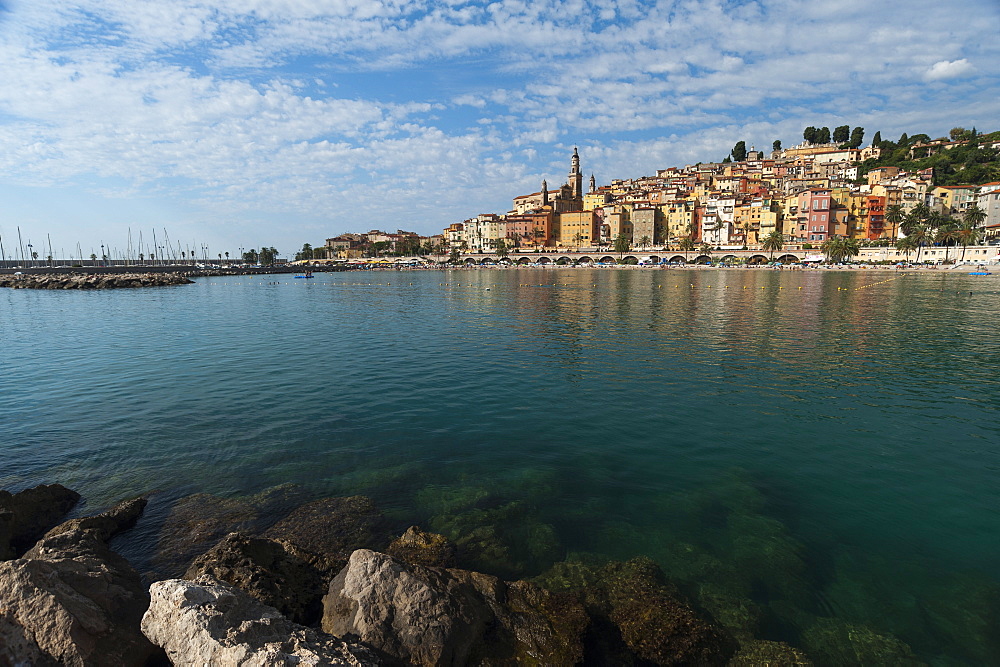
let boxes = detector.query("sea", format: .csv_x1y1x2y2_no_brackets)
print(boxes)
2,267,999,664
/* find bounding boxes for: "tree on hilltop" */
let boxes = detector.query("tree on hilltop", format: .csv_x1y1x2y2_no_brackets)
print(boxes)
816,127,831,144
849,127,865,149
803,126,818,143
833,125,850,144
872,131,882,146
731,141,747,162
773,139,782,152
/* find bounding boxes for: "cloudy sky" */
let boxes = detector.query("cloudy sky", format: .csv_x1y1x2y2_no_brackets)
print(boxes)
0,0,997,259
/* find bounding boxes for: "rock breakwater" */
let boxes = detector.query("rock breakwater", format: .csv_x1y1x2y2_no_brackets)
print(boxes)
13,481,906,665
0,272,194,289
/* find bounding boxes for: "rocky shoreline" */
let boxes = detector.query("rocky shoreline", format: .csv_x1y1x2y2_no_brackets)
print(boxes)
0,272,195,289
4,483,911,666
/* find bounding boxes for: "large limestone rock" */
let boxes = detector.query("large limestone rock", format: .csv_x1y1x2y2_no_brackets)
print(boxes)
184,532,325,626
322,549,587,666
0,483,80,560
142,577,377,666
0,497,159,666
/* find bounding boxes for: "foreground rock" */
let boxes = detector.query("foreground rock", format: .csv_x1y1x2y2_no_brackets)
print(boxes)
0,272,194,289
0,497,161,666
185,532,326,626
143,577,377,666
322,549,588,665
0,483,80,560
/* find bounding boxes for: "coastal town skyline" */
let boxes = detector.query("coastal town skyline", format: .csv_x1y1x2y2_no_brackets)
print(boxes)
1,0,998,253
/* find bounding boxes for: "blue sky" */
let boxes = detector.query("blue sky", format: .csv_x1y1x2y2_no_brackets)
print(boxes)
0,0,998,259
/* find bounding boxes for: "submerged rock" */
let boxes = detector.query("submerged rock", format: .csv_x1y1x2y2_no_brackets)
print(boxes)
143,577,377,665
184,531,325,626
429,500,562,579
801,618,924,666
0,497,160,666
729,639,812,665
537,556,737,665
0,483,81,560
387,526,457,568
263,495,390,576
153,484,305,578
322,549,587,666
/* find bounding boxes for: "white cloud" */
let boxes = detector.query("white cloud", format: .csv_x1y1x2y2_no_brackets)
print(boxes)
0,0,997,249
924,59,975,81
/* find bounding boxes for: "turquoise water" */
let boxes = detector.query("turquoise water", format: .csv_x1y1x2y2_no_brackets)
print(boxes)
2,268,999,663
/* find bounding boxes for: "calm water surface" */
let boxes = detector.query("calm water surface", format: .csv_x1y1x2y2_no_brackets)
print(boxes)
2,267,999,664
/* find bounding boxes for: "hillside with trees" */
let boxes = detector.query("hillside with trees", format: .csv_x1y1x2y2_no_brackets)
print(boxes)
858,127,1000,185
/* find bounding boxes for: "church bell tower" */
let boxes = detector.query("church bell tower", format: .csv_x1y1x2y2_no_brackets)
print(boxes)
568,147,583,200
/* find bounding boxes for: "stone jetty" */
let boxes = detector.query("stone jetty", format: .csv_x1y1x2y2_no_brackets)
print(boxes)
0,272,194,289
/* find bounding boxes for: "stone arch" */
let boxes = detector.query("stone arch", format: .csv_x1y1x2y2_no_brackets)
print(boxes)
776,253,800,264
536,256,552,264
463,258,478,264
693,254,713,265
720,254,738,264
480,257,496,265
576,256,594,264
516,256,532,264
668,255,687,264
747,254,769,265
557,256,573,265
598,256,617,264
647,255,660,264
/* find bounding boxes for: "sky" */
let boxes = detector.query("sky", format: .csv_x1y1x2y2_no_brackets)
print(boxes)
0,0,998,260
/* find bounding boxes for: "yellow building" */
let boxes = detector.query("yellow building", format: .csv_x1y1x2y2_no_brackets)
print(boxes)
659,200,696,245
583,191,611,211
556,211,600,248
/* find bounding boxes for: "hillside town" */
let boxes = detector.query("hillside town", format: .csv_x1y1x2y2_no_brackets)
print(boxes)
310,128,1000,260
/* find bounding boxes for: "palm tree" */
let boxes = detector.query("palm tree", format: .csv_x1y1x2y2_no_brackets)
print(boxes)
895,236,918,263
639,235,651,250
89,253,97,266
761,230,784,260
963,204,987,230
225,251,230,264
956,222,984,261
885,204,905,240
935,221,961,262
820,236,860,263
495,238,509,259
908,224,931,263
613,233,631,259
901,203,929,237
678,237,696,262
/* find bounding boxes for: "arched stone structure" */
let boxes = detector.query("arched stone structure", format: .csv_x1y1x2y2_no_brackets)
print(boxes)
776,253,800,264
576,256,594,264
693,254,713,265
747,255,769,265
668,255,687,264
598,256,617,264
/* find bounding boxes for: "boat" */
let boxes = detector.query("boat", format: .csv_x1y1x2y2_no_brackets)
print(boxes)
968,272,991,276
